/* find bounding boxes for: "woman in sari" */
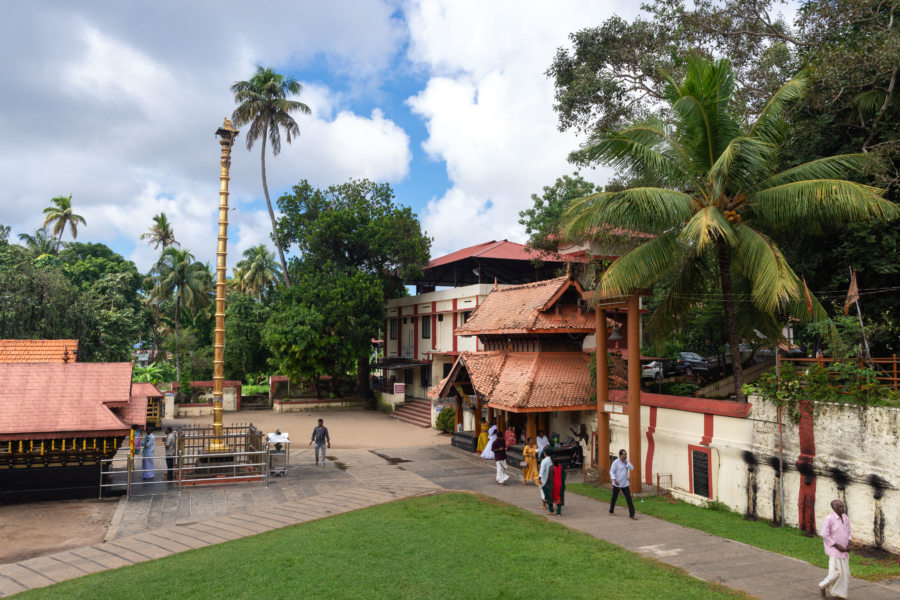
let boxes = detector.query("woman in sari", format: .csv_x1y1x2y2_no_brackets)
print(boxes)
522,437,539,486
480,424,497,460
476,421,489,453
141,427,156,480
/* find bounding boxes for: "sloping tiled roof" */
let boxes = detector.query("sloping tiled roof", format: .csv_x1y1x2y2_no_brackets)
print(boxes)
430,350,592,411
455,277,593,335
0,363,135,441
427,240,556,269
0,339,79,363
120,382,163,426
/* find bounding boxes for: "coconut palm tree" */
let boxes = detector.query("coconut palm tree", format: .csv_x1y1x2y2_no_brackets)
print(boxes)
18,228,57,256
231,66,311,287
149,247,212,379
42,194,86,252
0,223,9,242
140,213,179,250
562,57,899,401
236,244,282,301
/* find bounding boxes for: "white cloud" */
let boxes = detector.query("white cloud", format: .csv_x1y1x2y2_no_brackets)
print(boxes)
406,0,630,257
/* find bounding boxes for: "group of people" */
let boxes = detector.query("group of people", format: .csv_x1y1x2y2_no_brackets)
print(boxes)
132,425,178,482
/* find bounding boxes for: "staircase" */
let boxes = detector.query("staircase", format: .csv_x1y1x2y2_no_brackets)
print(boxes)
391,399,433,428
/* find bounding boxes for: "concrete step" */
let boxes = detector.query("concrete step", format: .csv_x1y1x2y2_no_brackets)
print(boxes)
391,400,432,428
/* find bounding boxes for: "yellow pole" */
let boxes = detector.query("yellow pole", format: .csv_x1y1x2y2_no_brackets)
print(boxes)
211,118,239,452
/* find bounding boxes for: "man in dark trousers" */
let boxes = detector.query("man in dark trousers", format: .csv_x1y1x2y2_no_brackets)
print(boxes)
309,418,330,467
492,429,510,485
609,448,638,520
542,454,566,516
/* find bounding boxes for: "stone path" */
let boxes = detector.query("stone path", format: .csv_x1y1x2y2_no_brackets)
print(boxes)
2,444,899,599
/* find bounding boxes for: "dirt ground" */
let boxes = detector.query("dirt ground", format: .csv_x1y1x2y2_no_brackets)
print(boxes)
0,408,447,564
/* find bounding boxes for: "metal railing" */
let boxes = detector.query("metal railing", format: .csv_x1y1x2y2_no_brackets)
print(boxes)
780,355,900,391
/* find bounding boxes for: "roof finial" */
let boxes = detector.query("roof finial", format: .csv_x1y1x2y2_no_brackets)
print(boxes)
62,345,70,363
493,277,498,291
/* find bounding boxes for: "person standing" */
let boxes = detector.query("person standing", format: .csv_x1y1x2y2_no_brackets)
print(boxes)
492,431,510,485
609,449,637,519
542,456,566,516
521,437,539,486
819,499,851,599
164,427,176,481
309,418,330,467
538,446,554,510
536,430,550,456
480,423,497,460
141,427,156,480
504,425,517,450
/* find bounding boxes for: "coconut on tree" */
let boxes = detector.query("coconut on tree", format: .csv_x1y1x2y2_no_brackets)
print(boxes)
42,194,86,252
562,57,899,401
231,66,311,287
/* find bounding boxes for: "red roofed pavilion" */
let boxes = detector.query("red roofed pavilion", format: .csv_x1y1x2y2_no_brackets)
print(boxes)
0,339,79,363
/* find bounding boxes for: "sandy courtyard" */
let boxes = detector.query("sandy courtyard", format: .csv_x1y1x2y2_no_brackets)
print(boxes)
0,408,448,564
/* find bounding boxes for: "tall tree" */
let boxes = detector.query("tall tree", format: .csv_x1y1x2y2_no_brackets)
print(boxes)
235,244,281,301
17,228,56,256
231,66,311,286
148,247,212,379
0,223,9,242
276,178,431,397
42,194,86,252
562,57,899,401
140,213,179,250
518,173,598,256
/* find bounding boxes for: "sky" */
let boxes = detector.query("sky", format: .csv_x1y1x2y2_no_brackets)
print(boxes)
0,1,644,273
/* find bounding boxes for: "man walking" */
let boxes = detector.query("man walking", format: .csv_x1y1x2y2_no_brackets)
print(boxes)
538,446,554,510
542,455,566,516
492,430,510,485
309,418,330,467
609,448,637,520
819,499,851,599
164,427,176,481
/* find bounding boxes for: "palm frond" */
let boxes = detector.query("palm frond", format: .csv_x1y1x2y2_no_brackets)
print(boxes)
748,180,898,229
644,254,717,340
754,154,873,190
577,119,689,185
730,226,801,314
748,72,806,144
707,136,774,197
598,231,688,297
680,205,735,252
562,188,695,238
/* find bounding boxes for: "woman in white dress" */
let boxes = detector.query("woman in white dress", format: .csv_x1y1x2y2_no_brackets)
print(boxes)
480,424,497,460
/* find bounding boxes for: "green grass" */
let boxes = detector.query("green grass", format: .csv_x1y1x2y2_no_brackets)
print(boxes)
569,483,900,581
18,493,750,600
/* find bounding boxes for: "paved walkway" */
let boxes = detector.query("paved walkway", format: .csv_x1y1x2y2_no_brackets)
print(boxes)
2,444,899,599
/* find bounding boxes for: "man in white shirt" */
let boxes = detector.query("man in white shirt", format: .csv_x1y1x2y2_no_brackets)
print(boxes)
536,430,550,455
609,448,637,520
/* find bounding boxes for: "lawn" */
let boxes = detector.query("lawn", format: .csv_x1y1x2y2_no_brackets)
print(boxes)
569,483,900,582
17,493,750,600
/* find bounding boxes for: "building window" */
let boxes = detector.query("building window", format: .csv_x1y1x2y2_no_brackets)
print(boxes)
422,315,431,339
460,310,472,325
443,362,452,378
404,368,413,385
421,365,431,387
389,318,398,340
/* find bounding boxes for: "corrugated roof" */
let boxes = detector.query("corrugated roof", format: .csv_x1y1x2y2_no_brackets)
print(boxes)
427,240,556,268
0,363,136,440
0,339,79,363
455,277,593,334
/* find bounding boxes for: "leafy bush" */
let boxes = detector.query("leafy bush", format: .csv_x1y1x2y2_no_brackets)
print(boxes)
669,382,700,397
242,384,269,396
435,406,456,433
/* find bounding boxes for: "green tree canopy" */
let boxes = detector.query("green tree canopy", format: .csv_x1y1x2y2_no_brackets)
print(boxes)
519,173,598,256
235,244,281,301
562,57,899,401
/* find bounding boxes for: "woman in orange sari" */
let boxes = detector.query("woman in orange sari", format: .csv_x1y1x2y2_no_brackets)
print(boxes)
522,437,539,486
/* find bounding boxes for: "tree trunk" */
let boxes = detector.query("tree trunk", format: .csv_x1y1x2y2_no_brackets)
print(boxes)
259,129,292,286
717,242,745,402
356,355,370,399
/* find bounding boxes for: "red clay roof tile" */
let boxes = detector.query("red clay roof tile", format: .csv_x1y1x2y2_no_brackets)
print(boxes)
0,339,79,363
0,362,136,441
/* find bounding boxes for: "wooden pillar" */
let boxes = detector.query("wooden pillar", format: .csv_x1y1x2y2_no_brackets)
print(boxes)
526,412,536,443
455,396,462,431
475,396,482,437
596,308,610,480
627,294,643,493
487,406,495,426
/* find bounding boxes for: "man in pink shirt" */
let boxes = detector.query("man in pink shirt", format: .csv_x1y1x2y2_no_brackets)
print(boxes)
819,499,851,599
